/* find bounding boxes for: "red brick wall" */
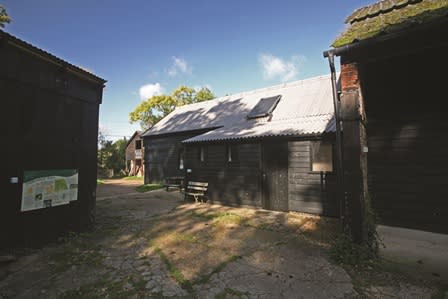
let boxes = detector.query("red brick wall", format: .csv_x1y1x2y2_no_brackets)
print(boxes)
341,62,360,91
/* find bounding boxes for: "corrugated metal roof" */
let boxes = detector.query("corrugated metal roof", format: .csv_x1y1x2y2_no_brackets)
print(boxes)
143,74,335,142
0,30,106,84
183,115,335,143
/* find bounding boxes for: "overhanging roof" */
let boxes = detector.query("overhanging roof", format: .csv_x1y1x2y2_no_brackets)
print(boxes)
143,74,336,142
0,30,106,85
183,115,335,143
332,0,448,48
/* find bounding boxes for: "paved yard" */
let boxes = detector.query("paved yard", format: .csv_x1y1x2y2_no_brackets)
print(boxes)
0,180,444,298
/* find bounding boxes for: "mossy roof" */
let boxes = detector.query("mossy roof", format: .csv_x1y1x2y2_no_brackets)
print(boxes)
332,0,448,48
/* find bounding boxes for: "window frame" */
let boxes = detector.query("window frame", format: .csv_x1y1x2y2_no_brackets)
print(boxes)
309,141,334,173
226,144,239,165
135,139,142,150
178,148,185,170
198,146,207,164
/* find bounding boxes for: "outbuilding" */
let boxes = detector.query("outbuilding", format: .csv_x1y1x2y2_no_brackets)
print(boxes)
125,131,145,177
0,31,106,248
143,75,338,215
325,0,448,234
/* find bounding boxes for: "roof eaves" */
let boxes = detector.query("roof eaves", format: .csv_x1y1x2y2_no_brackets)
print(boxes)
333,0,448,48
182,131,327,144
0,30,106,85
142,126,222,138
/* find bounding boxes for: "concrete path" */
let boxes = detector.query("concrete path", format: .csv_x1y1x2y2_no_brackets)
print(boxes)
378,225,448,284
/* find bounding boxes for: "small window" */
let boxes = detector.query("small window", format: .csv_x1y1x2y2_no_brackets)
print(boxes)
179,148,184,170
310,141,333,172
226,144,239,163
247,95,281,119
135,140,142,149
135,159,142,166
198,146,206,163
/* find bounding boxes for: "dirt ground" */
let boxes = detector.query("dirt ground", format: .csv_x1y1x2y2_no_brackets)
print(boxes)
0,180,445,298
96,178,144,199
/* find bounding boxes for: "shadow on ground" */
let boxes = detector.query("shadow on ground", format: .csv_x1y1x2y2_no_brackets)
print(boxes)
0,188,444,298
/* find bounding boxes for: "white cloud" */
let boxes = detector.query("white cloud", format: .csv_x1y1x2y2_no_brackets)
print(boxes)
259,53,304,82
167,56,191,77
139,82,164,100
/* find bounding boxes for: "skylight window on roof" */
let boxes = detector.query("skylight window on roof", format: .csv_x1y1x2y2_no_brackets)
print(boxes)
247,95,281,119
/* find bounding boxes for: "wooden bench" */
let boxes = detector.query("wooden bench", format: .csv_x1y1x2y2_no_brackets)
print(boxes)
164,176,184,191
184,181,208,203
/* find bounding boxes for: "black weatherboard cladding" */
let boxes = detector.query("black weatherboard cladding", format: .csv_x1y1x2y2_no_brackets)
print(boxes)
361,44,448,234
0,31,104,248
247,95,281,119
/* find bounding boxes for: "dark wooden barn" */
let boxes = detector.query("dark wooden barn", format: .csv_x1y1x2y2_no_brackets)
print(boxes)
143,75,338,216
0,31,106,248
325,0,448,234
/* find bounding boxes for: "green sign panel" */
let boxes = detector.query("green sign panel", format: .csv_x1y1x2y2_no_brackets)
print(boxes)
21,169,78,212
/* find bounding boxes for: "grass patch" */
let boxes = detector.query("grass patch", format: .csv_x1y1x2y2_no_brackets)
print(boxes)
172,232,196,243
61,275,146,299
123,176,144,181
215,287,246,299
192,211,246,225
191,211,217,220
47,231,104,273
213,212,245,225
154,247,193,292
193,255,241,285
136,183,163,193
96,179,104,185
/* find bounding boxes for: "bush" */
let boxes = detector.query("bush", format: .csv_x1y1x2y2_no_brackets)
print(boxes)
330,232,378,266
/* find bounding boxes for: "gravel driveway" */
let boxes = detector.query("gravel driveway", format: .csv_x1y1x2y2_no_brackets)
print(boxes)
0,179,357,298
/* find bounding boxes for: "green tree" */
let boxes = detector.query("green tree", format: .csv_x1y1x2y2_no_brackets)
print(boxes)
0,5,11,28
130,85,215,129
107,139,127,172
195,87,214,102
172,85,195,105
97,136,127,175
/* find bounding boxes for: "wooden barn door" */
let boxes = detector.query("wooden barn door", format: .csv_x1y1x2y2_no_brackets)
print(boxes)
262,142,288,211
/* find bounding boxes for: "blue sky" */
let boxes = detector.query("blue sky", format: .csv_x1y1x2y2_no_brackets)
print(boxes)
2,0,372,140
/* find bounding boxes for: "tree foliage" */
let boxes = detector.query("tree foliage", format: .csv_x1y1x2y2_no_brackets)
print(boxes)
98,136,127,175
0,5,11,28
130,85,215,129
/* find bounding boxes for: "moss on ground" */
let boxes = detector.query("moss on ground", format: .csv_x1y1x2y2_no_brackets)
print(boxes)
136,183,163,193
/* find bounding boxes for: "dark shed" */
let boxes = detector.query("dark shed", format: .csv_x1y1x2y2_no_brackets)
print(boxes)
0,31,106,248
143,75,338,216
326,0,448,234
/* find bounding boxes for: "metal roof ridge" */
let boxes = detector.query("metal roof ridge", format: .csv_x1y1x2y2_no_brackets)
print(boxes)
225,74,332,98
169,74,332,113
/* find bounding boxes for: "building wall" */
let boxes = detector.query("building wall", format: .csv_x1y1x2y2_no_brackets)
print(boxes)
126,134,144,176
0,38,103,248
144,132,201,184
185,142,262,207
358,45,448,234
288,141,338,216
144,132,337,216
